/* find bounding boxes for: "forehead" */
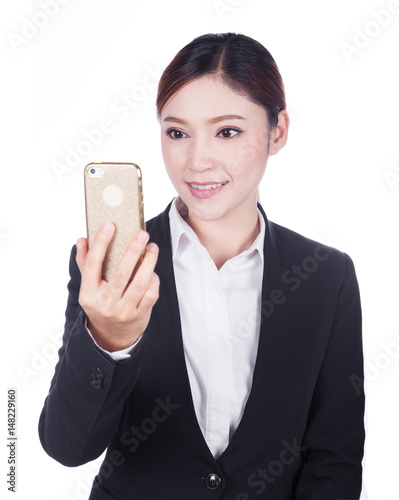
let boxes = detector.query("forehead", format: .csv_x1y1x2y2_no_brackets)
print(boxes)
161,75,267,123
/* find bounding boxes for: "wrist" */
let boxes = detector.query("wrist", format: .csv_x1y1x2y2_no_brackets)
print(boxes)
87,319,141,352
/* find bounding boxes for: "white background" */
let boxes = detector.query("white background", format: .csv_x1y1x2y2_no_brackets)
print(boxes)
1,0,399,498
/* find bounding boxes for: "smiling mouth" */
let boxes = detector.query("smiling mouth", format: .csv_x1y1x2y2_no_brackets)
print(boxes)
188,181,228,191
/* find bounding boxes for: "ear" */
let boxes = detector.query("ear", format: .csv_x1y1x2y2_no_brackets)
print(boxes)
269,110,289,156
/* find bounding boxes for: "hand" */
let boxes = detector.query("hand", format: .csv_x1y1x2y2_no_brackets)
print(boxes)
75,222,160,352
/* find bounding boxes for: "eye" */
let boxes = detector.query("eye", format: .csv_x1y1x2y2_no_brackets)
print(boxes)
217,128,241,138
166,129,188,140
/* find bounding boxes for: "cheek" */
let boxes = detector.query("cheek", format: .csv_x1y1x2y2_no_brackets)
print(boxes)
161,140,186,187
160,136,170,163
161,138,177,171
241,129,269,160
228,133,269,177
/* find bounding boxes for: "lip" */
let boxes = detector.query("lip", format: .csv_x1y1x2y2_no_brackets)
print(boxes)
186,181,228,199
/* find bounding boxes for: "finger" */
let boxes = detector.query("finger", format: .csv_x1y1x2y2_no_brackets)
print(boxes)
136,272,160,312
75,237,88,273
83,222,115,285
121,242,159,305
107,230,150,295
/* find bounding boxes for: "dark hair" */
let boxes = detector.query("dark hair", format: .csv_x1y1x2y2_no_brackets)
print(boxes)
156,32,286,128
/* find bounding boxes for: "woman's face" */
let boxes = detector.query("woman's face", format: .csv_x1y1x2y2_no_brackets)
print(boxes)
160,76,273,225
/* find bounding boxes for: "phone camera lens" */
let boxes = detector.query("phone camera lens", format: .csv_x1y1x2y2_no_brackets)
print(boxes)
90,168,96,174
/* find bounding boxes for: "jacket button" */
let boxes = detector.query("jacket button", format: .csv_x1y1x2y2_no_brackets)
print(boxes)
90,367,104,389
205,473,222,490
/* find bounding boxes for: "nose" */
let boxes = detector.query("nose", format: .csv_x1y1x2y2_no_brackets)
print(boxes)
188,136,215,172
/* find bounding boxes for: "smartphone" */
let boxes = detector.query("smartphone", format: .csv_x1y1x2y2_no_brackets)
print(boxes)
84,162,145,282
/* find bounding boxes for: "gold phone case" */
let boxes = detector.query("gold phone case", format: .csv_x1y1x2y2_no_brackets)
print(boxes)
84,162,145,282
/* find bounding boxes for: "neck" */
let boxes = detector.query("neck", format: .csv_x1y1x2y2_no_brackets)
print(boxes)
185,195,260,270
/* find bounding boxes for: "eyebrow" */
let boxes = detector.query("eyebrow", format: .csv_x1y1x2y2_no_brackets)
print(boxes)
162,114,246,125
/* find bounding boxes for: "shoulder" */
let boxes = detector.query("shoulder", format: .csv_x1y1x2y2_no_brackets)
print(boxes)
269,219,337,257
267,218,356,291
145,202,172,232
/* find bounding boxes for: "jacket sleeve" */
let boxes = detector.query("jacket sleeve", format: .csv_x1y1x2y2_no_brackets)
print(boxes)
38,245,148,467
295,253,365,499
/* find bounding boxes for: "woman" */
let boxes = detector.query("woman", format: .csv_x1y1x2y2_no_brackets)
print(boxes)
39,33,365,499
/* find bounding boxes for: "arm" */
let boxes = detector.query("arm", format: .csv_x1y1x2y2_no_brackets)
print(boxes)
38,245,148,466
295,254,365,499
39,225,159,466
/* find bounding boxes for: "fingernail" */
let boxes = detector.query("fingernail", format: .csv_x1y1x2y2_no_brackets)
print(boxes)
137,230,148,243
148,243,158,253
102,222,113,234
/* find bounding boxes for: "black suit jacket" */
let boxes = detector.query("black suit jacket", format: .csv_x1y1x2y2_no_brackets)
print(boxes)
39,202,365,499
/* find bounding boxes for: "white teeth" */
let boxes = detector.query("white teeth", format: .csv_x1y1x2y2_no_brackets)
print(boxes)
189,182,227,191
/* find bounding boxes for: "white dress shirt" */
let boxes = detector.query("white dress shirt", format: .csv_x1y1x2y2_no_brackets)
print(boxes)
87,198,265,458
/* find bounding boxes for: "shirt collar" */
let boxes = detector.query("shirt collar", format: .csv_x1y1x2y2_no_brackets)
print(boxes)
169,197,265,263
